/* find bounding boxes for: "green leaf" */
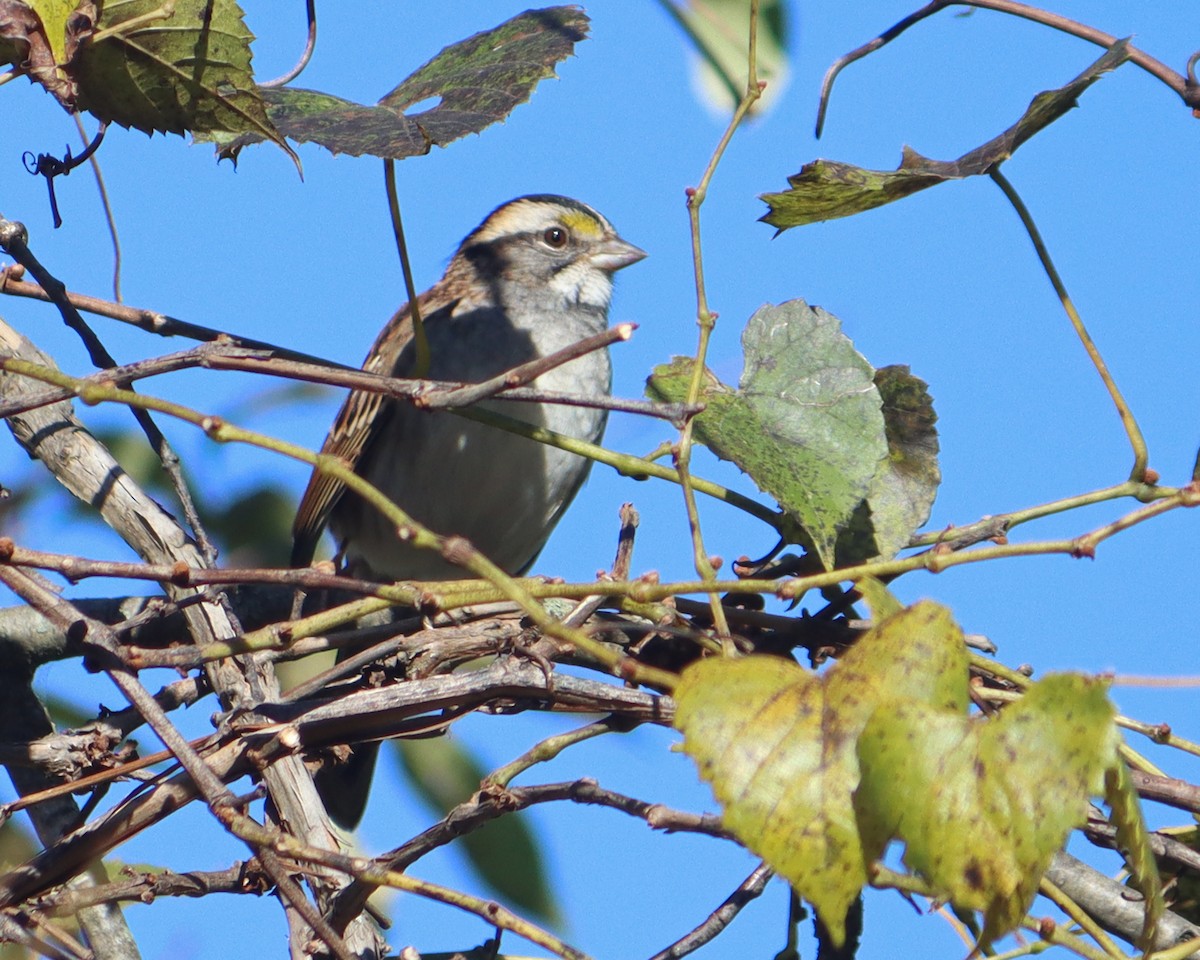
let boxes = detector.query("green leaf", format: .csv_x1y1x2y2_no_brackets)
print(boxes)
760,39,1131,231
856,673,1120,947
647,300,888,568
834,365,940,565
395,737,559,924
73,0,292,158
220,6,589,160
673,601,968,944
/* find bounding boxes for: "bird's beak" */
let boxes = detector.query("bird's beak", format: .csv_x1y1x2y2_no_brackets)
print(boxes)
590,235,648,273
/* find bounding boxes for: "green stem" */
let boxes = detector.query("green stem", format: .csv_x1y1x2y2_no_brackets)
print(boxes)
678,0,765,638
457,405,781,530
908,480,1170,548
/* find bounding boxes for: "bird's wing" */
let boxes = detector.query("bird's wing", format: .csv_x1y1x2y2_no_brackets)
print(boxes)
291,298,448,568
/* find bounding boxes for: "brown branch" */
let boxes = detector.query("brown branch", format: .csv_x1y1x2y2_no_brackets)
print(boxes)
816,1,1200,138
330,777,725,931
0,278,695,424
0,267,337,364
0,318,384,957
1130,770,1200,814
0,913,84,960
0,566,358,960
428,322,634,408
0,220,224,577
31,861,271,917
646,862,775,960
0,658,669,912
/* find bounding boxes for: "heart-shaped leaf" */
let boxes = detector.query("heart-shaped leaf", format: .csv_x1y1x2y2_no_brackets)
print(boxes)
856,673,1123,946
648,300,890,567
834,365,940,565
674,601,968,944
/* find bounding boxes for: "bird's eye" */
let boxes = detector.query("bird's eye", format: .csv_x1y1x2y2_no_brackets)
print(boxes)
542,226,568,248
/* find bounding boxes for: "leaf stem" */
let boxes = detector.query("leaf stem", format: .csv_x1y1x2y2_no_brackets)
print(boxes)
384,159,429,377
815,0,1200,138
988,167,1148,482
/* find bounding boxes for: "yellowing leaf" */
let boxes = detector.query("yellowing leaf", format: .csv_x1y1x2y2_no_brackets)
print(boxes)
674,601,968,944
856,673,1120,947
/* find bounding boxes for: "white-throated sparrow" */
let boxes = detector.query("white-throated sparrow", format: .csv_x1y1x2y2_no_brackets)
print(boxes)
292,194,645,825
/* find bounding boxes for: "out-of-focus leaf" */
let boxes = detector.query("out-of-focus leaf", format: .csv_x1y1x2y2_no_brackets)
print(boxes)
0,816,37,870
760,40,1131,231
218,6,589,160
670,0,788,115
674,601,968,945
856,673,1122,947
0,816,50,956
41,691,93,729
205,485,294,568
68,0,293,158
395,737,559,924
834,365,940,566
647,300,888,567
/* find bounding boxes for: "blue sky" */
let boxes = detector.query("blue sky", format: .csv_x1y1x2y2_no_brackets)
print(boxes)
2,3,1199,958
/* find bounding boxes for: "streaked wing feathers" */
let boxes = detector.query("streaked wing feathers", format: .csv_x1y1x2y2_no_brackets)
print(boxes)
290,297,442,567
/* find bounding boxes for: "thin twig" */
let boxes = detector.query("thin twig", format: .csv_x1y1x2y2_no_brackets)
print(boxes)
815,0,1200,138
646,862,775,960
72,115,122,301
430,323,635,408
0,270,345,364
0,338,694,426
0,567,358,960
32,860,270,916
561,501,641,629
1038,875,1126,959
906,479,1167,549
485,717,637,788
330,778,729,930
678,0,765,638
260,0,317,88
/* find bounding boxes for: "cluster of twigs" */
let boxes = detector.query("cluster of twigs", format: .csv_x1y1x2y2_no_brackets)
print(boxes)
1,2,1200,959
